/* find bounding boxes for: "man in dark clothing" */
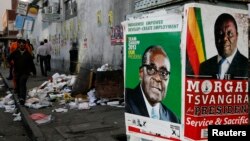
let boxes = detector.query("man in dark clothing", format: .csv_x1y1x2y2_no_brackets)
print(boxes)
6,40,17,80
69,45,78,74
44,39,51,71
37,41,48,76
26,39,36,76
8,39,35,105
199,13,248,79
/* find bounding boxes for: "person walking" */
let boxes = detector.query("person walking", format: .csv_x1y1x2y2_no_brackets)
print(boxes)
37,41,48,76
6,40,17,80
7,39,35,105
26,39,36,76
44,39,52,71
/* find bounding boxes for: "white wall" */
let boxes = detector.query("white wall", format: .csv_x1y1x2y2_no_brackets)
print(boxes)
27,0,134,92
28,0,134,71
0,1,11,31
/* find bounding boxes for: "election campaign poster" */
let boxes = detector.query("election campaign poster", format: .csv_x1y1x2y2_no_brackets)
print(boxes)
16,1,29,16
123,13,182,141
183,3,248,140
23,16,34,31
15,15,25,30
27,4,39,18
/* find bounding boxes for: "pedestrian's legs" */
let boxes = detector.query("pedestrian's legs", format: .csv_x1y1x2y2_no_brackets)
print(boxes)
19,74,28,104
15,74,20,97
40,56,45,76
36,54,40,63
43,56,48,76
0,54,2,67
47,55,51,71
7,64,13,79
12,72,17,93
31,60,36,76
40,56,47,76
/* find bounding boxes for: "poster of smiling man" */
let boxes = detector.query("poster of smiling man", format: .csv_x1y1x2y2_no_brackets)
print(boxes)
183,3,248,141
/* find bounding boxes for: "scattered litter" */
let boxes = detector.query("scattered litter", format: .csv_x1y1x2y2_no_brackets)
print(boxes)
0,101,4,108
39,81,49,89
63,93,72,102
68,102,77,109
26,103,42,109
30,113,47,120
53,108,68,113
4,105,16,113
68,76,77,86
6,91,12,94
96,98,109,104
100,102,106,106
89,103,96,107
97,63,111,71
26,97,40,104
107,101,119,106
59,100,66,105
6,100,14,105
52,73,60,80
13,113,22,121
1,72,124,113
35,115,52,124
78,102,90,110
30,113,52,124
0,92,18,123
115,105,125,108
13,112,21,117
3,93,13,105
87,88,96,106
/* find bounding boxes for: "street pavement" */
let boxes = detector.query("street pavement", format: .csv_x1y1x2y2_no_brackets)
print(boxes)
0,63,127,141
0,73,31,141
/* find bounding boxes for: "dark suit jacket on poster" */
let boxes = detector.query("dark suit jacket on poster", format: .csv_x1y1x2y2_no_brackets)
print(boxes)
199,50,248,79
125,84,180,123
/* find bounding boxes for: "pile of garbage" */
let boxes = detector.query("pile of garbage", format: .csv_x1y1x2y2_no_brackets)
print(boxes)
25,73,124,111
25,73,80,109
97,63,122,71
0,91,21,121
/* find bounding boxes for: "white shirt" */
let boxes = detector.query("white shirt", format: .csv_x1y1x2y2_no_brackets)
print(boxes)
37,45,47,56
44,42,52,55
140,84,160,119
217,49,237,79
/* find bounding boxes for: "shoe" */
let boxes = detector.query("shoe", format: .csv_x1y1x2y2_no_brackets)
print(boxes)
19,99,25,105
6,77,12,80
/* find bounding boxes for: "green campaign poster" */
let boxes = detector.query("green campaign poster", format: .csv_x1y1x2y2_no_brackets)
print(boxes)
126,32,182,116
123,14,182,140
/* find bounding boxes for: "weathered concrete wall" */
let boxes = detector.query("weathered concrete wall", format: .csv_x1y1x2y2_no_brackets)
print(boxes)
76,0,134,68
27,0,135,93
74,0,134,93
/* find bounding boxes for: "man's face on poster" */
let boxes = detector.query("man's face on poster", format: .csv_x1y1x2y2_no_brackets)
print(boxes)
140,50,170,106
215,19,238,58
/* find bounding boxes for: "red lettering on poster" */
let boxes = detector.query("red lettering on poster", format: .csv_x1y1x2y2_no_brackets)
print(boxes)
184,78,248,140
